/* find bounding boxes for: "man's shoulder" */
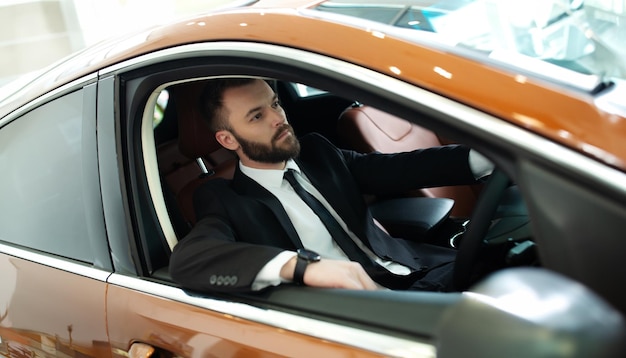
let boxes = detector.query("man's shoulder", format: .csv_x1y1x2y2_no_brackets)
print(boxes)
194,177,233,196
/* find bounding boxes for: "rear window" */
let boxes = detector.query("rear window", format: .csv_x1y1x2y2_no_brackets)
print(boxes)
0,90,96,263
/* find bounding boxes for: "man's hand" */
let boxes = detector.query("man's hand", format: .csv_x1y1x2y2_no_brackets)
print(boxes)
280,257,379,290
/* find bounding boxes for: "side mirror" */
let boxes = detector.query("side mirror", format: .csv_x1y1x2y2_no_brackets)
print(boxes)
437,268,626,358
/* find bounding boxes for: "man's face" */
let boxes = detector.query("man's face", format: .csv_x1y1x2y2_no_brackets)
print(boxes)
232,123,300,164
217,80,300,168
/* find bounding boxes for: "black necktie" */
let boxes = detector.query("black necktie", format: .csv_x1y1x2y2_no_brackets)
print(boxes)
284,169,376,268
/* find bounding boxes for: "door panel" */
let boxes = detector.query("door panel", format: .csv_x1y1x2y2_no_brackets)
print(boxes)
106,278,386,357
0,251,109,357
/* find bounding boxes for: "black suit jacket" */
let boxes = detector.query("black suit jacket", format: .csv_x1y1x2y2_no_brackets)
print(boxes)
170,133,478,292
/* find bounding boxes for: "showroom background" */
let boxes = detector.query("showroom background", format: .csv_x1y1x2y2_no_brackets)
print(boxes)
0,0,239,87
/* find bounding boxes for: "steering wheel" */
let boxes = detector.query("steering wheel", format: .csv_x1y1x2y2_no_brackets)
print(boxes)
453,168,511,291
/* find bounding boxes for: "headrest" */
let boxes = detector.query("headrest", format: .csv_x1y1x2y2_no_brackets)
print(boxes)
169,81,222,159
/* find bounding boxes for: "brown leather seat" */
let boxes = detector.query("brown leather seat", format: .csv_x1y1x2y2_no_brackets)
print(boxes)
337,103,478,217
161,80,237,226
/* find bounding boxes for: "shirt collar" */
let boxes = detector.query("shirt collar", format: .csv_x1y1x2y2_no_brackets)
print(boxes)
239,159,301,189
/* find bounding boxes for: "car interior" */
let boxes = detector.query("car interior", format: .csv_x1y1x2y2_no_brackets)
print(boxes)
158,80,477,234
146,76,536,290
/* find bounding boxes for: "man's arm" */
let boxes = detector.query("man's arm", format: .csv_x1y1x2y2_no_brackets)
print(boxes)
169,216,284,292
279,256,379,290
300,133,477,196
171,216,379,292
342,144,478,196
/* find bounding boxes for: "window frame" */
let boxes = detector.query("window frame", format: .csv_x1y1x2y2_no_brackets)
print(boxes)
0,74,112,271
104,40,626,344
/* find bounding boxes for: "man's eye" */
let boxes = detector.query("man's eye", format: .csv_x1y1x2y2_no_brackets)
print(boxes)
272,100,281,108
251,113,262,121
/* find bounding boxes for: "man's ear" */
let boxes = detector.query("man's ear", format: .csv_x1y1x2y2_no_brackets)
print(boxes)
215,130,239,151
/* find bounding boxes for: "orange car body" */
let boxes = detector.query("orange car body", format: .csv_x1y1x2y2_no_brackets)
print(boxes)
1,1,625,357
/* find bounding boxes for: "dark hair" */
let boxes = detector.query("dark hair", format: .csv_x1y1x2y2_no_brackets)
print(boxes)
198,78,257,133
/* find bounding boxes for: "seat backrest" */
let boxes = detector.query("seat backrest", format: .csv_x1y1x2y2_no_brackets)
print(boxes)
337,104,477,217
163,81,237,227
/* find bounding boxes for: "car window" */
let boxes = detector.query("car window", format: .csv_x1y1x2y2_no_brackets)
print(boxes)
290,83,328,98
0,90,96,263
153,89,170,128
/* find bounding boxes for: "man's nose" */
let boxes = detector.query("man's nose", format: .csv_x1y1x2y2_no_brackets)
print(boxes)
270,110,286,126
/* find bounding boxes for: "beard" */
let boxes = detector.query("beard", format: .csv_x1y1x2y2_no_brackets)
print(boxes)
232,123,301,163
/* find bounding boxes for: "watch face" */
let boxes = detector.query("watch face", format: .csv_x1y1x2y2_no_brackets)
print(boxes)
297,249,321,262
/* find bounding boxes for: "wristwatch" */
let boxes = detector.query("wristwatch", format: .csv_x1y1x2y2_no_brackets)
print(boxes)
294,249,321,285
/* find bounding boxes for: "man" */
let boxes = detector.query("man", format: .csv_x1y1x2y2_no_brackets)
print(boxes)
169,78,492,293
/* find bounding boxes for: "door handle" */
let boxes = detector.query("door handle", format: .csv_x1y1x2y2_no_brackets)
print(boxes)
128,342,155,358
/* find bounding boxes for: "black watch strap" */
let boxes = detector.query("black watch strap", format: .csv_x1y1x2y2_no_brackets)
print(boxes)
293,249,321,285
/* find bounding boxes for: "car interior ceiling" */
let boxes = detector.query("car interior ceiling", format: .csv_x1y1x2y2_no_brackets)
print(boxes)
149,77,536,289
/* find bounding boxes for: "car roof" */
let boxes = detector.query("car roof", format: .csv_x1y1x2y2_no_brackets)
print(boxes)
1,1,625,170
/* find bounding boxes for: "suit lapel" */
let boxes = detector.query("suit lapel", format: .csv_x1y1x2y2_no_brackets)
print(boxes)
231,165,304,248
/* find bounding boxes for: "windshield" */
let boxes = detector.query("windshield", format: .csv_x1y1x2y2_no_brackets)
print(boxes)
315,0,626,85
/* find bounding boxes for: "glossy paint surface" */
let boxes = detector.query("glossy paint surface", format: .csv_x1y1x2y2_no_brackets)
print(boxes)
0,253,109,357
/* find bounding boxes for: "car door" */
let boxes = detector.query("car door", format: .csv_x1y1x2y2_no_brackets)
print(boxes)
96,55,409,357
0,80,112,356
97,35,626,356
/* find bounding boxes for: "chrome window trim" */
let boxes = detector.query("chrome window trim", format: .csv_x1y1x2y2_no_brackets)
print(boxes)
108,273,436,358
0,72,97,129
0,242,111,281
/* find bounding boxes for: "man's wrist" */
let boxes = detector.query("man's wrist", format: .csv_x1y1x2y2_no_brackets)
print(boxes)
279,255,298,281
293,249,321,285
